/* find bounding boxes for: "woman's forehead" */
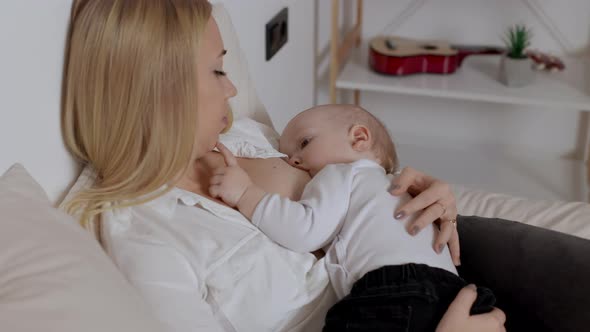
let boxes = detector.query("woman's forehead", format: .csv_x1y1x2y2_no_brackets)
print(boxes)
202,17,224,59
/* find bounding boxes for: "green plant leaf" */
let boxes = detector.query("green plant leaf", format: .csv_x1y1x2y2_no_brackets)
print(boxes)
503,24,532,59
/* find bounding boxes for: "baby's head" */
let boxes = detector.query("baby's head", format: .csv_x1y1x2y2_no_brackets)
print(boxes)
279,104,398,176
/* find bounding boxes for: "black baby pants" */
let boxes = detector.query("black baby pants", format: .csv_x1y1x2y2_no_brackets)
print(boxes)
323,263,496,332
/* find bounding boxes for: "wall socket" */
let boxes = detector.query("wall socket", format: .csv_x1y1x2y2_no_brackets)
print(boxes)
265,8,288,61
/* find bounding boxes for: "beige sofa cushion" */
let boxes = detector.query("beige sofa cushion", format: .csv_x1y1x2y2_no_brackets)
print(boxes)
0,164,164,332
455,185,590,240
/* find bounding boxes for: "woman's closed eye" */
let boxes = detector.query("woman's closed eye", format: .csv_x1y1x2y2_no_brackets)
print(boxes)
214,69,227,76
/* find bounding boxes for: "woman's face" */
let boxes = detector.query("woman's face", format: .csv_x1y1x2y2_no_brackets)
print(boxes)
194,17,237,159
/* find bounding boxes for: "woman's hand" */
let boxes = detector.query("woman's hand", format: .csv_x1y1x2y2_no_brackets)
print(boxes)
436,285,506,332
390,167,461,265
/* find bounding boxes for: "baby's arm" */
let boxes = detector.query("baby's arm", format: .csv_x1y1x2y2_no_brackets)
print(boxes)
210,143,352,253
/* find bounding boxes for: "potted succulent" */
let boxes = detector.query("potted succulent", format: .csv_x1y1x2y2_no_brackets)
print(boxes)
498,24,534,87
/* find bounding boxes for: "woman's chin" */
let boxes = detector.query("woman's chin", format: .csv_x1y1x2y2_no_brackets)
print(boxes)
191,142,218,160
210,136,220,150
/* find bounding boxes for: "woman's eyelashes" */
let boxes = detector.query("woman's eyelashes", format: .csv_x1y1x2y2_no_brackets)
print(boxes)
214,69,227,76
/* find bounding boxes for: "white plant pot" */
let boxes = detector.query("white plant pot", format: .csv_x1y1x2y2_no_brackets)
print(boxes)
498,56,535,87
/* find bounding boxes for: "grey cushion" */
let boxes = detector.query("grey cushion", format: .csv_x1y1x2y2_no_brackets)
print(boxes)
457,215,590,332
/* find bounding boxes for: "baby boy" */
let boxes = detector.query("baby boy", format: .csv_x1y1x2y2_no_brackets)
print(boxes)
210,104,495,331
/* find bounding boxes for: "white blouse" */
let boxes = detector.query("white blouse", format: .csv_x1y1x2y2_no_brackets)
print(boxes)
101,187,336,332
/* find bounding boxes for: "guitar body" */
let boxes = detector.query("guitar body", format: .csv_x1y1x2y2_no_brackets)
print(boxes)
370,48,462,75
369,36,504,76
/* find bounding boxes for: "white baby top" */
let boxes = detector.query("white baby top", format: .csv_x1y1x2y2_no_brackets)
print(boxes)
101,186,336,332
252,159,458,299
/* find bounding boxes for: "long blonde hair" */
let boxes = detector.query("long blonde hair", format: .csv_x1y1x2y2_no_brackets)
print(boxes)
61,0,212,233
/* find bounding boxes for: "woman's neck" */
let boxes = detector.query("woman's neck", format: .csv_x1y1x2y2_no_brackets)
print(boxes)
176,152,225,197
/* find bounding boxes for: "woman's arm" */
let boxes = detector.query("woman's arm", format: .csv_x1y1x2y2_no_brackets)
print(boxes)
390,167,461,266
436,285,506,332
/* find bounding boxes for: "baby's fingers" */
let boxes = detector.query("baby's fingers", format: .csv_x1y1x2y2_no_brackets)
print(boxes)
209,184,221,198
210,174,224,186
212,167,226,176
216,142,238,167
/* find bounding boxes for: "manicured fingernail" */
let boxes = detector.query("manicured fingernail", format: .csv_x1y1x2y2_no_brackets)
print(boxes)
467,284,476,290
395,211,406,219
438,244,444,253
410,226,419,236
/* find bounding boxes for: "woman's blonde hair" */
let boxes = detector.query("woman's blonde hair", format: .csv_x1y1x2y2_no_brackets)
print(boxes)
61,0,212,234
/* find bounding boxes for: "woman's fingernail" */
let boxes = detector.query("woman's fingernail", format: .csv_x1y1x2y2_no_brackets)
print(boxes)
410,226,419,236
395,211,406,219
391,184,400,191
438,244,444,253
467,284,476,290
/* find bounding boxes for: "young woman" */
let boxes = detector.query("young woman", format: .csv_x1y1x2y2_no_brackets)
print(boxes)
61,1,505,331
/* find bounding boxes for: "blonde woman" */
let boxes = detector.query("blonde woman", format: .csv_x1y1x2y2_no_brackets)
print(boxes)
61,1,505,331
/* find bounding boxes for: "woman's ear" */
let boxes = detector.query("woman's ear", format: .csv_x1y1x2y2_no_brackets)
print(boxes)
349,125,372,151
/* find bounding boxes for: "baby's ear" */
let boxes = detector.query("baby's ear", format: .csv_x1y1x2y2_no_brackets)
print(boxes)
349,125,371,151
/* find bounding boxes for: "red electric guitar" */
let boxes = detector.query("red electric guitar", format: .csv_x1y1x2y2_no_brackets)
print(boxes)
369,36,565,76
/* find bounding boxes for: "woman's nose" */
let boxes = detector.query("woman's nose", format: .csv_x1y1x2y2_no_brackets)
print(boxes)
225,77,237,99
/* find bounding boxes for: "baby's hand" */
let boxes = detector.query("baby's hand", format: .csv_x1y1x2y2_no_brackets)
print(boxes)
209,142,253,207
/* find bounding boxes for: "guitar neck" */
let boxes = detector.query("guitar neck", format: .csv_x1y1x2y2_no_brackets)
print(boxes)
452,44,505,54
452,44,505,66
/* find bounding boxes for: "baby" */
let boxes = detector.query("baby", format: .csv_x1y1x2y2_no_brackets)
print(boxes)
210,104,495,331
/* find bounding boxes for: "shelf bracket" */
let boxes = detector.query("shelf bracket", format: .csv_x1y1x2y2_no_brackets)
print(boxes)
330,0,363,104
583,111,590,202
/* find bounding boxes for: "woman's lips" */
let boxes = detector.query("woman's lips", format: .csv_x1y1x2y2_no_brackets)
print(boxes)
219,116,229,133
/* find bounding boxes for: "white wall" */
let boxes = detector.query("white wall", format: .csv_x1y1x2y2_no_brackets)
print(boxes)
0,0,80,205
215,0,315,131
315,0,590,158
0,0,316,204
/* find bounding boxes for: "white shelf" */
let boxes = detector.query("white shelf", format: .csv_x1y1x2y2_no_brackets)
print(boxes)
334,47,590,202
397,139,588,203
336,49,590,111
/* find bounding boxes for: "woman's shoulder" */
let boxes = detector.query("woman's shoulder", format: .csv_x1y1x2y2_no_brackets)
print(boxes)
101,186,261,270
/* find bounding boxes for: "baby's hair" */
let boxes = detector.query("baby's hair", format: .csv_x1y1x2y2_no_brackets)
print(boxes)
315,104,399,174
